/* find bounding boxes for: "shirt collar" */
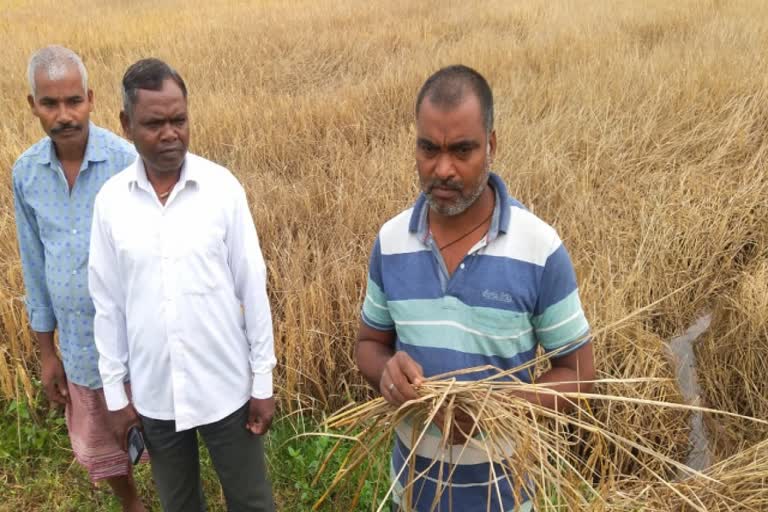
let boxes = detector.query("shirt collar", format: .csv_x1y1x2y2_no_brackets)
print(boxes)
129,152,198,192
409,172,512,242
81,123,109,165
35,138,55,166
35,122,106,168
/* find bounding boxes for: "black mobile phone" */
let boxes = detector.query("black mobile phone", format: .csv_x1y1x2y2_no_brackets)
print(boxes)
127,426,145,465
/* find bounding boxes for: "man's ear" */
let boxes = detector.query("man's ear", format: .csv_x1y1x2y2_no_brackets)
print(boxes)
27,94,36,113
87,89,94,112
119,110,132,141
488,130,497,163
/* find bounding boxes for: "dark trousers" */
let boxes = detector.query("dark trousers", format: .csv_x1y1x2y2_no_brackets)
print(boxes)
141,402,275,512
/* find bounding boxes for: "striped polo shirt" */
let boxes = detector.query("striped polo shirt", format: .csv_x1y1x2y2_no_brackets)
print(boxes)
361,173,590,511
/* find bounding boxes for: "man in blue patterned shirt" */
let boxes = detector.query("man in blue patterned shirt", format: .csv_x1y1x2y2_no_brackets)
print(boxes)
12,46,143,511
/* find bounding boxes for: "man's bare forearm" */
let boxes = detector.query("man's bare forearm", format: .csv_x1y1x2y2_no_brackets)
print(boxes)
355,339,395,392
517,367,595,412
35,330,57,359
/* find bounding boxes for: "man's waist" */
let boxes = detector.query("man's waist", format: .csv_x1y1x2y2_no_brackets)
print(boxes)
394,420,516,465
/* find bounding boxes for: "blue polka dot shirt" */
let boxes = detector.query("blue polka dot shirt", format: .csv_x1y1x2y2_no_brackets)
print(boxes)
12,123,136,389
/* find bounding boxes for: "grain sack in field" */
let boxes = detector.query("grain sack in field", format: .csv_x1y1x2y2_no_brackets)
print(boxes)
584,322,691,479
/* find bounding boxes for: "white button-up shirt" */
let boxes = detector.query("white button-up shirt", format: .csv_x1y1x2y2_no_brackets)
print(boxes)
89,152,276,431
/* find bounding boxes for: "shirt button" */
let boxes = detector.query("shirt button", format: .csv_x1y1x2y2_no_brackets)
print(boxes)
460,263,465,270
71,229,78,234
71,270,77,275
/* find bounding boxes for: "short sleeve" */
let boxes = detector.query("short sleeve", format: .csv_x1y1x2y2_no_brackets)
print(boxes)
361,236,394,331
531,236,590,355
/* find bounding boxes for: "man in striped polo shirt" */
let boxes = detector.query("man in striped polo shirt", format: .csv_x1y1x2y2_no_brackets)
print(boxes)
355,65,595,511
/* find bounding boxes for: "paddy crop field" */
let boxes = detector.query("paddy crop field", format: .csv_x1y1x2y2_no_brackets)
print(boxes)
1,0,767,509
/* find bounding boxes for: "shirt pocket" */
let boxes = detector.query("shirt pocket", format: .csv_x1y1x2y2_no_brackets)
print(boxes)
469,306,508,333
113,223,161,264
469,306,534,348
176,231,226,295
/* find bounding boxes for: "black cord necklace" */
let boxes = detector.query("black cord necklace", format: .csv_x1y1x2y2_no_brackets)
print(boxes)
436,210,494,251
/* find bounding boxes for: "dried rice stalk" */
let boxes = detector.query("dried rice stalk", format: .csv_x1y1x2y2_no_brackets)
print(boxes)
696,261,768,457
606,437,768,511
315,344,767,511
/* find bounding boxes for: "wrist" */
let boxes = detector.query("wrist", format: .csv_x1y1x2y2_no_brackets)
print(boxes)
250,372,273,398
103,381,130,411
40,350,59,362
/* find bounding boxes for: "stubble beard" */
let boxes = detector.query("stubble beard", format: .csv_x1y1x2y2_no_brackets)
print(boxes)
424,162,491,217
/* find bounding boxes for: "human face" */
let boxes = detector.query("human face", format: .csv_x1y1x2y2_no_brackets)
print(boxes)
120,78,189,175
415,94,496,217
27,66,93,150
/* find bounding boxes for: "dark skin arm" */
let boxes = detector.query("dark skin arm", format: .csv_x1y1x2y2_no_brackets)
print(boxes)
37,331,70,406
355,320,596,442
516,341,595,411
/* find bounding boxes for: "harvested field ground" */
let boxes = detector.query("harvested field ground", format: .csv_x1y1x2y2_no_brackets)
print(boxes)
1,0,767,510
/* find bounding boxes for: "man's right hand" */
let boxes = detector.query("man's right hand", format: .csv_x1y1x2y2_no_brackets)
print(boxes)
108,403,141,452
379,351,424,406
41,354,69,406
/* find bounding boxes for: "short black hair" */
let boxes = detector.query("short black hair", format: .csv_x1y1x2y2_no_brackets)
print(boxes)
415,65,494,133
121,58,187,116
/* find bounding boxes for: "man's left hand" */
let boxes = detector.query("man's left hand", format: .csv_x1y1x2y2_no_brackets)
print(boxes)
246,397,275,435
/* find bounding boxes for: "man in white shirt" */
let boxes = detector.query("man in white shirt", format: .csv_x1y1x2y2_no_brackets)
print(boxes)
88,58,276,512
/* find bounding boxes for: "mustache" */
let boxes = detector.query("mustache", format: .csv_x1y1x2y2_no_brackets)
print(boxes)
50,123,82,135
425,178,463,193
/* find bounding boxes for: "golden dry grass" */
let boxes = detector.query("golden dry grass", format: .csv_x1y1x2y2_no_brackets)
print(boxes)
697,261,768,457
1,0,768,501
319,361,768,511
606,437,768,511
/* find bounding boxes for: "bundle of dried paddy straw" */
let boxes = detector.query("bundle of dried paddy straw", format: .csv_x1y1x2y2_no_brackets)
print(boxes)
311,323,768,511
606,436,768,511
